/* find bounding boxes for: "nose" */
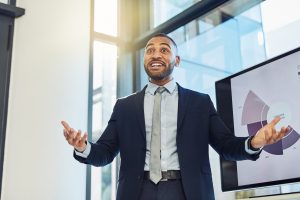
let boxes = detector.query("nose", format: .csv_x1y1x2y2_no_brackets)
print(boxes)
152,50,162,58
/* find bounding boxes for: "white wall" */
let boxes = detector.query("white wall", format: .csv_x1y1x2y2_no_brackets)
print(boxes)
1,0,90,199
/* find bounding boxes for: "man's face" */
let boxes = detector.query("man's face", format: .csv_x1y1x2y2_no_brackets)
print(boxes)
143,36,180,84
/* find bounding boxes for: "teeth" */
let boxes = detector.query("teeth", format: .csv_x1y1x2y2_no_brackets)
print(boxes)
151,63,162,67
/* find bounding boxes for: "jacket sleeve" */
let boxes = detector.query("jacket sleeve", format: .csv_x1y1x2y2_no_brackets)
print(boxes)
74,100,120,166
207,95,260,161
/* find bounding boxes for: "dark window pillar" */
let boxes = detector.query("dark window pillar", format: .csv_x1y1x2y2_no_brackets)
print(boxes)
0,2,24,195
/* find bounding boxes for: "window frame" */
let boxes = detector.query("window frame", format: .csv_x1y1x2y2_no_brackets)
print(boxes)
86,0,119,199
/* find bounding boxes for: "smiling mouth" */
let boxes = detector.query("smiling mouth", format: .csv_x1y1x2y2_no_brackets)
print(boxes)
149,62,165,68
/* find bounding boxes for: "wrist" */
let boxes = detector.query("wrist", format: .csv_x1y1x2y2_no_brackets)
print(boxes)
75,147,86,153
248,136,261,151
75,141,87,153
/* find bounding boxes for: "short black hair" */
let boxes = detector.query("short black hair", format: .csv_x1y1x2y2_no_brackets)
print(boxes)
150,33,178,49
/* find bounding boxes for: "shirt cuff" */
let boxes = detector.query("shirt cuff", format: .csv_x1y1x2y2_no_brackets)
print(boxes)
74,142,91,158
245,137,263,154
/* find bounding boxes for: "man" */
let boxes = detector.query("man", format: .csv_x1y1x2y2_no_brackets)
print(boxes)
62,33,288,200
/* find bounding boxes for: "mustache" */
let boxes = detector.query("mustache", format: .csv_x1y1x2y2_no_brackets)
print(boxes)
149,58,163,62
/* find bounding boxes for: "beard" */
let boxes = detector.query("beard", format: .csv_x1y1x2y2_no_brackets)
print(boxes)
144,60,176,81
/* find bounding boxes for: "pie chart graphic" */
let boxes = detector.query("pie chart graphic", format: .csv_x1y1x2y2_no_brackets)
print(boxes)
241,90,300,155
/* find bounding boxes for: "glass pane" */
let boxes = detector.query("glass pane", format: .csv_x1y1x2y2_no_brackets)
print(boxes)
151,0,202,27
91,161,117,200
91,166,101,200
91,41,117,200
94,0,118,36
92,100,102,141
94,42,117,128
261,0,300,58
0,0,9,4
101,164,112,199
93,43,103,90
144,1,265,98
93,41,117,90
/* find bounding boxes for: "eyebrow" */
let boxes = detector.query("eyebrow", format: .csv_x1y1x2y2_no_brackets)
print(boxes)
145,43,172,49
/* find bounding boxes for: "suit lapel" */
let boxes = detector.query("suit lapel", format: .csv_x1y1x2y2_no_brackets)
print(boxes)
177,83,190,133
135,86,147,140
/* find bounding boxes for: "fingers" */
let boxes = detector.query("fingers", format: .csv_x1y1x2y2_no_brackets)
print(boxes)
61,121,71,131
65,130,87,146
61,120,77,140
78,132,88,146
61,121,88,148
256,118,290,146
271,127,277,141
268,116,281,127
73,130,82,146
65,128,77,145
262,116,284,144
73,130,87,145
264,128,273,144
278,126,289,139
265,126,289,145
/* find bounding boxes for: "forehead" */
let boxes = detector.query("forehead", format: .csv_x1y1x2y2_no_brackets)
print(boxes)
145,37,174,49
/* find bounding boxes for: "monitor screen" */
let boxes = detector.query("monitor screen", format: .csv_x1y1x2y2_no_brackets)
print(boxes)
215,47,300,191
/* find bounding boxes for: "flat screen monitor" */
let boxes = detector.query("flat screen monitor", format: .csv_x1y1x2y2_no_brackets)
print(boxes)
215,47,300,191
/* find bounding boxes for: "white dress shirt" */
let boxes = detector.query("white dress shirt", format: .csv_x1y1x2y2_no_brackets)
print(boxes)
144,79,180,171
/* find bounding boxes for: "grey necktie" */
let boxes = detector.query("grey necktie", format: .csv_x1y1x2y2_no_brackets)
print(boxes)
149,87,165,184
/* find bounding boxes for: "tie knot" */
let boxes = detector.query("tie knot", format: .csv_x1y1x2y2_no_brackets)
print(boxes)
156,87,165,94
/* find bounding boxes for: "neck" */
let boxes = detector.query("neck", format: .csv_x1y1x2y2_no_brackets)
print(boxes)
149,77,173,86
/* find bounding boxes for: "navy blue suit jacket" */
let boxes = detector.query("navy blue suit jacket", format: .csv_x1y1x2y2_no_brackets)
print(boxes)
74,84,260,200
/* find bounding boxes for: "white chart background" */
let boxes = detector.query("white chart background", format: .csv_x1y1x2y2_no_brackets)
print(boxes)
231,50,300,186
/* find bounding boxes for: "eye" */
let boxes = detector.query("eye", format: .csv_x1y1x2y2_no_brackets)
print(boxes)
161,48,169,53
146,48,154,54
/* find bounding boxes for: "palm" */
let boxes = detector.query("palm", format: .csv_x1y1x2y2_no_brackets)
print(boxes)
61,121,88,152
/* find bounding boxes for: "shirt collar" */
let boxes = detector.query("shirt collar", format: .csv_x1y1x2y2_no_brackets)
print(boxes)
145,79,177,95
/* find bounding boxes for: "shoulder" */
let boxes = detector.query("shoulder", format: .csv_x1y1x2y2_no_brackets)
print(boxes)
110,90,144,115
118,92,138,101
177,84,210,100
119,90,144,100
115,87,145,106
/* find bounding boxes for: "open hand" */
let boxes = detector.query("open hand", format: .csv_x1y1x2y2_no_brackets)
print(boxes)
61,121,88,152
251,116,289,149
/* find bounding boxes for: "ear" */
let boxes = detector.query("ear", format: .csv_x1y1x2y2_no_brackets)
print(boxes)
175,55,180,67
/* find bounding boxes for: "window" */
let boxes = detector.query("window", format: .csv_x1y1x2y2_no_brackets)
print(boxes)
141,0,265,100
89,1,118,200
94,0,118,36
151,0,201,27
90,41,117,200
138,0,300,198
0,0,8,3
261,0,300,58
